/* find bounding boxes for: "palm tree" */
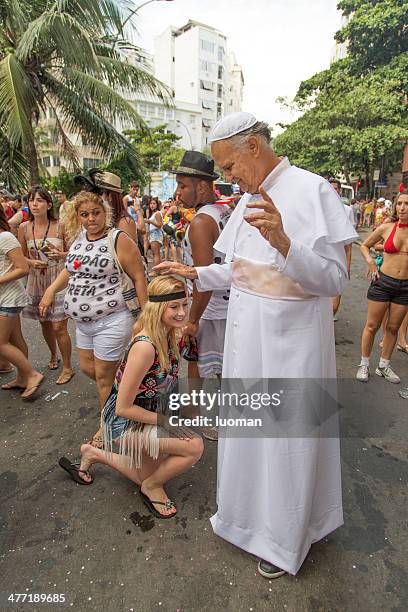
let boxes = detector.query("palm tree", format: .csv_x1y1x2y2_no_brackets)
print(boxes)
0,0,171,187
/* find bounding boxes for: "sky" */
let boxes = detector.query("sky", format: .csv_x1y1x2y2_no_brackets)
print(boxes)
133,0,342,131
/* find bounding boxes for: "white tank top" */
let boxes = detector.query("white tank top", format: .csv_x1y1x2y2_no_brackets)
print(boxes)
183,203,232,319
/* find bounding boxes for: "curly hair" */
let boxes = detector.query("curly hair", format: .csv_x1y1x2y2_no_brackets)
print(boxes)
64,191,112,242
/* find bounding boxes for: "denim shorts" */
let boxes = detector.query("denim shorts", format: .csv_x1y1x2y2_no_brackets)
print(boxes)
0,306,24,317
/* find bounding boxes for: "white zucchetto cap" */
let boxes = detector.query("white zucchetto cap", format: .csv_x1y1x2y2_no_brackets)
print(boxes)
210,111,258,143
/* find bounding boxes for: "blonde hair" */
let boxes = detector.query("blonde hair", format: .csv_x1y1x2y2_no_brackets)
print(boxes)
64,191,112,242
133,275,188,370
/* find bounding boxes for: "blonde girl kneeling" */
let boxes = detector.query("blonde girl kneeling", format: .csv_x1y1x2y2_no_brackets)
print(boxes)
58,276,204,519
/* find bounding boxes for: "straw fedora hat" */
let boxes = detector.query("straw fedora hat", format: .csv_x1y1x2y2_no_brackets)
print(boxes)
91,170,122,194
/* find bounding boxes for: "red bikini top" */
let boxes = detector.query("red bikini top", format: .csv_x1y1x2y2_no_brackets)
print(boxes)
383,222,408,254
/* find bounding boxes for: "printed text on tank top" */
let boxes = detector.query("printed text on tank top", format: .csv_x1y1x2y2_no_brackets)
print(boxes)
383,222,408,254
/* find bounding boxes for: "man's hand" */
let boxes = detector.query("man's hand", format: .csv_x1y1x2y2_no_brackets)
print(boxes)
243,187,291,257
152,260,198,280
184,321,199,341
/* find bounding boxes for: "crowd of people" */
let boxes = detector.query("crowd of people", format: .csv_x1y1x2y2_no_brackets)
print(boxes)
1,110,407,580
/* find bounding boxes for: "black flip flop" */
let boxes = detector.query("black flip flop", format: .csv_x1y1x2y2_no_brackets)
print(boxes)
58,456,93,485
141,492,177,519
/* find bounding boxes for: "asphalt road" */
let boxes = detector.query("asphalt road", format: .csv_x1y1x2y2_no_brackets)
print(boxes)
0,234,407,612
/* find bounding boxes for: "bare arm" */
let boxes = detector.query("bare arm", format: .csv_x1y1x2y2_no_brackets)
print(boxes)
115,341,158,422
360,225,387,265
135,207,145,234
0,246,29,284
8,211,23,234
117,216,137,243
147,211,163,229
38,268,71,318
188,214,218,330
345,243,352,278
116,231,148,309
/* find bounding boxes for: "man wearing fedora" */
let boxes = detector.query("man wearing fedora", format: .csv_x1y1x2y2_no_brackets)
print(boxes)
172,152,232,439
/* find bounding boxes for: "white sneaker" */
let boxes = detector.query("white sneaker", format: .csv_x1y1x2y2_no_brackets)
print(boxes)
375,366,400,384
356,364,369,382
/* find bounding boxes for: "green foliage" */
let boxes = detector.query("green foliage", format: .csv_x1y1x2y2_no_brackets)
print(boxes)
0,0,171,188
42,168,78,198
124,124,186,174
274,0,408,195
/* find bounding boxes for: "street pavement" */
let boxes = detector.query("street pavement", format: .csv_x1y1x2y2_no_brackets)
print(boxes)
0,233,407,612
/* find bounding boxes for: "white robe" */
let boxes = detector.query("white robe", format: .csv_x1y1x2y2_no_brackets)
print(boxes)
195,158,358,575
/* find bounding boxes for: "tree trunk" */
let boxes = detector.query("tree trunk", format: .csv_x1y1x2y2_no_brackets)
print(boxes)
403,143,408,188
26,137,40,186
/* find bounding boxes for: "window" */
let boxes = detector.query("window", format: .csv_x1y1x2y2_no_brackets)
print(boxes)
218,65,223,80
42,156,51,168
201,99,214,110
138,103,147,115
200,60,215,73
200,80,214,91
217,84,223,98
218,46,225,62
148,105,156,117
202,120,211,129
189,114,196,125
165,108,174,120
53,156,61,167
200,39,215,53
158,107,165,118
217,102,223,119
83,158,102,170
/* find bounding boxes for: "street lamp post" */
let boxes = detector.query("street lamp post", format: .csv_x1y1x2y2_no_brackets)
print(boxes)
176,119,193,150
122,0,174,30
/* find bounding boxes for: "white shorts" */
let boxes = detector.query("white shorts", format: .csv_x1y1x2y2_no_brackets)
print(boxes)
75,309,133,362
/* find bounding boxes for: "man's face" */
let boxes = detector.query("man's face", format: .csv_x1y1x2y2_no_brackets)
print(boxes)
211,139,263,194
131,185,139,197
175,175,198,208
56,192,66,204
330,182,341,195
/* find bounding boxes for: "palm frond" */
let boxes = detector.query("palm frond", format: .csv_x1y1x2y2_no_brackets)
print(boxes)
44,93,80,170
0,52,37,147
54,0,127,37
96,54,173,104
43,72,142,172
0,0,27,46
16,10,100,71
0,129,29,190
56,66,149,129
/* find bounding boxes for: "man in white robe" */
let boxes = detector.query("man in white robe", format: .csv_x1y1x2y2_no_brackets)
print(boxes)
154,112,358,578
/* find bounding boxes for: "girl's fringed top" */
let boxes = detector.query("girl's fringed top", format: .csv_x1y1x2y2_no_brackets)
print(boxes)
102,335,179,468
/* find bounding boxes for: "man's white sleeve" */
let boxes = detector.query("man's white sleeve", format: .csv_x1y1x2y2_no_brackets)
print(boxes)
277,239,348,297
195,263,232,292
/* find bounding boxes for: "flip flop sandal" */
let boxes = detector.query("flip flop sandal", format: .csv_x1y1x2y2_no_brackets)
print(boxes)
58,457,94,485
1,382,26,391
397,345,408,354
48,358,61,370
56,371,75,385
21,377,44,401
141,492,177,519
0,367,14,374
